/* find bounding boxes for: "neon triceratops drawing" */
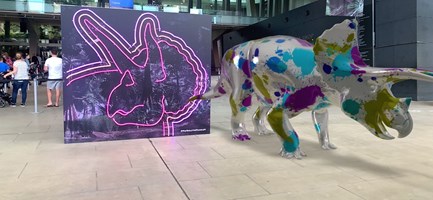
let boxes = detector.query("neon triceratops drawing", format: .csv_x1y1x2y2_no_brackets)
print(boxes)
190,19,433,159
66,9,208,136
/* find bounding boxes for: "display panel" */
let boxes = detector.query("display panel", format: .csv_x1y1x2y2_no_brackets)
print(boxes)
61,6,211,143
110,0,134,9
326,0,364,17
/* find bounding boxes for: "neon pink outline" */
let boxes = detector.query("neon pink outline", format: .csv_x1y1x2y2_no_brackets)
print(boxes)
68,13,167,84
67,9,208,136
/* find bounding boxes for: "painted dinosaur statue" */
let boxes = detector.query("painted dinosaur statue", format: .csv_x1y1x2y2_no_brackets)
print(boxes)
190,19,433,159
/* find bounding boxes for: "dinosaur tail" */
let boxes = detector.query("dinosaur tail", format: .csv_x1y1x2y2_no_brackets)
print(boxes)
189,76,231,101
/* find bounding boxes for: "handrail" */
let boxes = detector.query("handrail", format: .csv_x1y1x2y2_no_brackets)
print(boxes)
1,77,63,113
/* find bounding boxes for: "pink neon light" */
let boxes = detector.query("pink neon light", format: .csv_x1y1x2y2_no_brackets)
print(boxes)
68,15,167,84
67,9,208,136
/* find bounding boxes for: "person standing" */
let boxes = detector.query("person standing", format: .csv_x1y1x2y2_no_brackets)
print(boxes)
0,57,9,73
25,53,31,66
2,52,13,69
2,52,13,89
0,57,10,90
44,49,63,107
3,52,29,107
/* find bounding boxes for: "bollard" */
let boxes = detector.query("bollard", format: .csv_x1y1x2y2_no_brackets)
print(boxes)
33,78,38,113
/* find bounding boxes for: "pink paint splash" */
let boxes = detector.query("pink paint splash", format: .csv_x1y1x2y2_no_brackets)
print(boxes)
67,9,208,136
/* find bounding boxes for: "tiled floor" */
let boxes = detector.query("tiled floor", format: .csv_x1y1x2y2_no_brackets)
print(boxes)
1,79,433,200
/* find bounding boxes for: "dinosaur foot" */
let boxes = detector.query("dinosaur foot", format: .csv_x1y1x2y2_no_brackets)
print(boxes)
255,127,274,136
232,129,251,141
320,142,337,150
232,133,251,141
280,147,307,159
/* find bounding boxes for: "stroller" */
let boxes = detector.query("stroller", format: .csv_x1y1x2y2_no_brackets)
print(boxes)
0,75,11,108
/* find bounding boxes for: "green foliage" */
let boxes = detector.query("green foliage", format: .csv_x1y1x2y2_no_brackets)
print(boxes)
40,25,61,40
0,22,28,40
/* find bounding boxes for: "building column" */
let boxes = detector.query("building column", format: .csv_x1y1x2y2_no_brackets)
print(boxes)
214,0,218,10
4,21,10,39
246,0,258,17
282,0,290,13
289,0,295,10
267,0,274,17
28,21,40,57
188,0,193,11
259,0,265,17
273,0,282,16
236,0,242,15
212,39,221,74
223,0,230,11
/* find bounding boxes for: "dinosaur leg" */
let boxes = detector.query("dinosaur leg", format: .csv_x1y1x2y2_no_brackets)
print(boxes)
229,88,253,141
267,107,305,159
253,105,274,135
312,108,337,150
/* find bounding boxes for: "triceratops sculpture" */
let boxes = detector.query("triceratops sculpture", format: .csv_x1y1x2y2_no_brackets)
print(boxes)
190,20,433,159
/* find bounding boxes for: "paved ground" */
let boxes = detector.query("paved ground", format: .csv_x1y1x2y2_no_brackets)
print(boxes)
1,78,433,200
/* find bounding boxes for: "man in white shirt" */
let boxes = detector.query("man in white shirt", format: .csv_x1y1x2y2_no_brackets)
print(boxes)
44,49,63,107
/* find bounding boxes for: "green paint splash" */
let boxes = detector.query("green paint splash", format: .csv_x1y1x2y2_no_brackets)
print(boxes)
267,108,294,143
346,33,355,43
342,99,360,116
225,49,234,62
253,73,271,101
229,95,238,116
253,107,261,120
364,89,399,133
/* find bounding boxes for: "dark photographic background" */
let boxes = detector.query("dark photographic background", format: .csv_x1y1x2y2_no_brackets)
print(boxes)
61,6,211,143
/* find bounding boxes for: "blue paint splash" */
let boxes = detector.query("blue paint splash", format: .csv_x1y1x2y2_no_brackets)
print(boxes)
282,52,292,62
283,130,299,152
254,48,259,57
242,79,252,90
323,64,332,74
237,57,246,69
331,51,354,78
292,48,316,76
266,57,287,73
314,124,321,132
314,102,330,110
250,61,256,71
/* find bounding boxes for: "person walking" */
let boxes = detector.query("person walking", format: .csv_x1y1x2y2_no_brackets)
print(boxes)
3,52,29,107
44,49,63,107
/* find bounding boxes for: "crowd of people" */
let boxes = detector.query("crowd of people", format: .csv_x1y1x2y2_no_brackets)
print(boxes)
0,49,63,108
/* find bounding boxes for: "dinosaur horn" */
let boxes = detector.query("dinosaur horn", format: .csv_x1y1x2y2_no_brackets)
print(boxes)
362,68,433,83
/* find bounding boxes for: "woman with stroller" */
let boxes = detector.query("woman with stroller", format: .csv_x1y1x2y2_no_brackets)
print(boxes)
0,57,10,90
3,52,29,107
2,52,13,89
0,57,9,74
